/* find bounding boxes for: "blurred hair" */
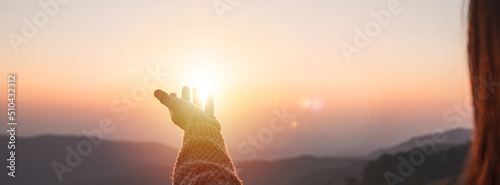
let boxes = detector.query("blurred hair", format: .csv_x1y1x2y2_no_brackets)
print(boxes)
465,0,500,184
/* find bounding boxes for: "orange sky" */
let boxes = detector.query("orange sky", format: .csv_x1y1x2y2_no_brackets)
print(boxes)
1,0,472,158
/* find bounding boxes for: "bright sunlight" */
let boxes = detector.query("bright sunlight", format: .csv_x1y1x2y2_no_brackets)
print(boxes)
187,70,217,106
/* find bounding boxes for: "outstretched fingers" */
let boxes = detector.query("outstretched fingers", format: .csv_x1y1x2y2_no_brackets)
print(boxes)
182,86,190,101
205,95,214,118
193,88,202,107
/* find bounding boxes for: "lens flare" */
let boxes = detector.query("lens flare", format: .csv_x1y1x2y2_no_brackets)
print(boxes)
299,96,324,113
299,96,312,110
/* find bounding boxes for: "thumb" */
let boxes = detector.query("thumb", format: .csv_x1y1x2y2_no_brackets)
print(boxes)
154,89,173,107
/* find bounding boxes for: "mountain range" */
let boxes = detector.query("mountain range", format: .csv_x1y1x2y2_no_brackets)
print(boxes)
0,128,472,185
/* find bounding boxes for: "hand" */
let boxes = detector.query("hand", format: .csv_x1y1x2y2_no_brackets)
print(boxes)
154,86,220,131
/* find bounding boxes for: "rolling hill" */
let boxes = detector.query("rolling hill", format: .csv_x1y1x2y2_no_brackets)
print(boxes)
366,128,471,159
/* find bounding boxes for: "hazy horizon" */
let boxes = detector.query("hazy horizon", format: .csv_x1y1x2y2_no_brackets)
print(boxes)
1,0,472,159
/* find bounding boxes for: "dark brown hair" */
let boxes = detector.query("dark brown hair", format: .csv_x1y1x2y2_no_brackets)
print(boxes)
465,0,500,184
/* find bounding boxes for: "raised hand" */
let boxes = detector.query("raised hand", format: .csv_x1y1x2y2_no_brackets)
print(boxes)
154,86,220,131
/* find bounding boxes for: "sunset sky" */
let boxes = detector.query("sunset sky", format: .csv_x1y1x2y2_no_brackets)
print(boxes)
1,0,471,159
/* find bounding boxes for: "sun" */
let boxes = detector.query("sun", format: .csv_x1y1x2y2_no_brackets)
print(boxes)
188,70,217,106
178,48,227,106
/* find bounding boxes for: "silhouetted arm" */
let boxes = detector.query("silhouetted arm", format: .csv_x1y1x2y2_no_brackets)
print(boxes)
173,121,241,185
154,87,242,185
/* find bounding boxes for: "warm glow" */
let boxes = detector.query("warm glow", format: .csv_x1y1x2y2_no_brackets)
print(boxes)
180,48,227,106
299,96,312,109
2,0,472,156
187,70,217,106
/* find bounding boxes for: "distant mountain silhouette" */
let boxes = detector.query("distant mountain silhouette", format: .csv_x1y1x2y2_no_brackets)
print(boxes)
245,130,470,185
236,156,365,185
0,129,471,185
92,156,367,185
359,143,469,185
86,166,172,185
0,135,178,185
0,134,367,185
289,160,367,185
366,128,472,159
